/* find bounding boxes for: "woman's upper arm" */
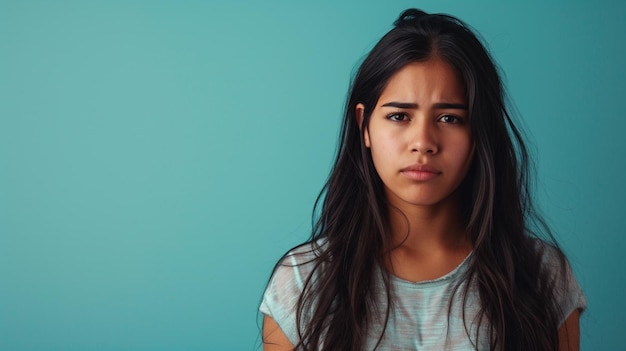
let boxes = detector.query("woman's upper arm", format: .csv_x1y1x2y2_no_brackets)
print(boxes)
558,309,581,351
263,314,295,351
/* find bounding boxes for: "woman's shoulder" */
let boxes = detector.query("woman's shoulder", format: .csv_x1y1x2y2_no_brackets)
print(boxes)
277,238,327,272
530,237,563,264
530,238,577,279
260,238,328,345
266,238,328,292
529,237,587,324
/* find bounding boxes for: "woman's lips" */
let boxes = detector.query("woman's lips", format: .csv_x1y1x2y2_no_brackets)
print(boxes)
400,164,442,181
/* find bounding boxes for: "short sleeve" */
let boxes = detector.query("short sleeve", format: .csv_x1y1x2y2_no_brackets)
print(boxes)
260,244,319,346
556,259,587,326
539,242,587,326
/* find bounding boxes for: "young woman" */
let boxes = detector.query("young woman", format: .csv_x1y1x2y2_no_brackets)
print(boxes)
260,8,586,351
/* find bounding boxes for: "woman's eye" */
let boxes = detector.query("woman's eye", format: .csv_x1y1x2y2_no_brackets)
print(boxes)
386,113,409,122
439,114,462,124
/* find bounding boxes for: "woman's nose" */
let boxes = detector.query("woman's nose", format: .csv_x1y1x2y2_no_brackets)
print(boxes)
409,121,438,154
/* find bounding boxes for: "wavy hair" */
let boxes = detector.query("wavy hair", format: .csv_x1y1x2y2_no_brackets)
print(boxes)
268,8,567,350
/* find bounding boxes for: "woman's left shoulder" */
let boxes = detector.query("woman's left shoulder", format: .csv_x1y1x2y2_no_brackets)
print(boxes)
530,237,587,325
530,238,564,267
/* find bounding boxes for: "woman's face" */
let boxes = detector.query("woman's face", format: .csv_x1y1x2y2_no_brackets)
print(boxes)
357,59,474,212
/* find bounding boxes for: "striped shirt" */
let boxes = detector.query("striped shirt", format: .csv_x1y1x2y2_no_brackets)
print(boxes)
260,239,586,350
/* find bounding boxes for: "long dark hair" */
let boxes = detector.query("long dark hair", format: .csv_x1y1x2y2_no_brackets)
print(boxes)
271,8,567,350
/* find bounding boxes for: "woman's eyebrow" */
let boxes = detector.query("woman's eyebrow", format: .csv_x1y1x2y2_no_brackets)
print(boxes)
381,101,418,109
433,102,468,110
381,101,468,110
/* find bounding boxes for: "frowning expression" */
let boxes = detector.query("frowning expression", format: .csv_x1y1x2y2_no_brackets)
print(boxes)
357,59,474,211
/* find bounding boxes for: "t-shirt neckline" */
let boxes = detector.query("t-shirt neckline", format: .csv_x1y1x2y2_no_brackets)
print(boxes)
389,252,473,288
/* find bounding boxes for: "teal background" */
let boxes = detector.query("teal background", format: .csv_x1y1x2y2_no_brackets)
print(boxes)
1,0,624,349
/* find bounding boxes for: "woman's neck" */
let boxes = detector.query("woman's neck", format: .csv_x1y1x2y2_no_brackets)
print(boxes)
388,196,469,252
385,194,472,282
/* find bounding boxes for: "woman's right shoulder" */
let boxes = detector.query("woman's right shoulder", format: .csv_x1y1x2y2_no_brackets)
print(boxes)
270,238,327,288
281,238,326,264
259,237,327,340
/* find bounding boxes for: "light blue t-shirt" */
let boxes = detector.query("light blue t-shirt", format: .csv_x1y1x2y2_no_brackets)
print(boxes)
260,239,586,350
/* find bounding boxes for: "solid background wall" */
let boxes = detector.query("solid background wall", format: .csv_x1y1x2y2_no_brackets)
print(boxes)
1,0,623,349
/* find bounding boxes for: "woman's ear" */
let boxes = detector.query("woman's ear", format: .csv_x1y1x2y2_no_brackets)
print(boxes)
355,103,371,148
